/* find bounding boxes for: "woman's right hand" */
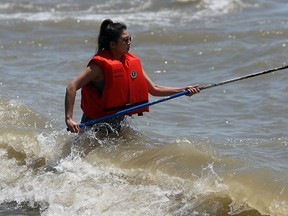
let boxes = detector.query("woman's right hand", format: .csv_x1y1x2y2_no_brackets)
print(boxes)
66,117,80,133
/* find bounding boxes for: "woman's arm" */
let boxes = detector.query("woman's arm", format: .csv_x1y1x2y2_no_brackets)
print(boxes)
143,69,200,97
65,64,102,133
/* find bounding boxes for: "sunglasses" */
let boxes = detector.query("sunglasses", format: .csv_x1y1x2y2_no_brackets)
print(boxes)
121,35,132,44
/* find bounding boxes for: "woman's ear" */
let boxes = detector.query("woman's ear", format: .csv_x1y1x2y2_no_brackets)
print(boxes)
109,41,117,49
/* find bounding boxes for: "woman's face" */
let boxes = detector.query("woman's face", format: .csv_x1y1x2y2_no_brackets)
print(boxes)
115,29,131,54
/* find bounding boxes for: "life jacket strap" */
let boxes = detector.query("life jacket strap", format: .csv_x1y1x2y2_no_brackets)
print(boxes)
103,100,149,112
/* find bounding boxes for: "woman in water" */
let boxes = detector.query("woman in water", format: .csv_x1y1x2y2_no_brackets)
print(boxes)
65,19,200,133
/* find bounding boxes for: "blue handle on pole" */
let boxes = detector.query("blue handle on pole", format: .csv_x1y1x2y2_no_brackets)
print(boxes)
73,63,288,130
78,90,189,128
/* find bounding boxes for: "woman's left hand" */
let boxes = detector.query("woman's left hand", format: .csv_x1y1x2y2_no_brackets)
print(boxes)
185,84,200,96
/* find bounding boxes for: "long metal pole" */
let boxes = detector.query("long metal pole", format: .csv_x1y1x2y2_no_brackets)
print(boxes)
199,64,288,90
77,65,288,129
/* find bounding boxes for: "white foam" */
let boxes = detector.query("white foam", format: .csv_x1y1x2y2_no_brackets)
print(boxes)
0,0,253,25
0,139,229,216
191,0,253,20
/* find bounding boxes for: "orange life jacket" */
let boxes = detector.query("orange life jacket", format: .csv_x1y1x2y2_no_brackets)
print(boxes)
81,50,149,119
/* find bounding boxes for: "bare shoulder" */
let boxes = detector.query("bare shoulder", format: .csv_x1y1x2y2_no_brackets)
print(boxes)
87,63,104,81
